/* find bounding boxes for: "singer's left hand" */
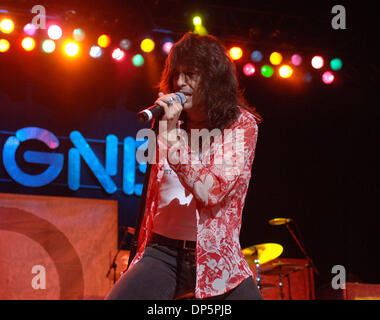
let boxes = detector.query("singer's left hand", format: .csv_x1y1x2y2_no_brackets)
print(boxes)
155,92,183,145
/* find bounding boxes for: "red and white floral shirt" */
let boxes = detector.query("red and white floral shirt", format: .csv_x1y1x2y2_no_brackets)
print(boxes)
130,107,259,298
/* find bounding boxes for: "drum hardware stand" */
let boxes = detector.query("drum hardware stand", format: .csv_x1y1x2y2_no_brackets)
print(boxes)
276,267,297,300
106,227,129,284
278,273,284,300
284,221,319,300
254,258,262,291
280,267,300,300
285,273,292,300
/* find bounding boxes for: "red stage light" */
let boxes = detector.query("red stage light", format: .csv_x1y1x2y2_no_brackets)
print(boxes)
291,54,302,66
48,25,63,40
21,37,36,51
0,39,10,53
322,71,335,84
162,41,173,55
311,56,324,69
0,18,14,34
112,48,125,61
24,23,37,36
98,34,111,48
279,65,293,78
243,63,255,76
229,47,243,60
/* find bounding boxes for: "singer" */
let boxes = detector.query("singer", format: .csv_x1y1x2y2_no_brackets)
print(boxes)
106,32,263,300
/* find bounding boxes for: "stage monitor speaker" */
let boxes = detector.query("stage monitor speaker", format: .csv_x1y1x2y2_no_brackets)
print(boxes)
343,282,380,300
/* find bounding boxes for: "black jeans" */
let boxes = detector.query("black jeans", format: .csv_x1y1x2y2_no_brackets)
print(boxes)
105,243,263,300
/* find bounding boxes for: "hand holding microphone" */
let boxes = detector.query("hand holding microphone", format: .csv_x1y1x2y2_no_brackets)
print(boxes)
155,92,184,127
137,92,186,123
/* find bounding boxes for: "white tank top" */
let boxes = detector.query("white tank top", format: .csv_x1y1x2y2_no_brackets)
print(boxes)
152,160,198,241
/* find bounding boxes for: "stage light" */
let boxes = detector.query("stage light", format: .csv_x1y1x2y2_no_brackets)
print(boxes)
279,65,293,78
89,45,102,58
0,18,14,34
291,54,302,66
162,41,173,55
21,37,36,51
243,63,255,76
64,41,79,57
98,34,111,48
24,23,36,36
48,25,63,40
322,71,335,84
229,47,243,60
140,38,155,52
251,50,263,62
194,24,208,35
261,65,274,78
42,39,56,53
120,39,131,50
311,56,324,69
73,28,85,42
303,73,313,83
112,48,125,61
330,58,342,71
0,39,10,53
269,52,282,65
132,54,144,67
193,16,202,26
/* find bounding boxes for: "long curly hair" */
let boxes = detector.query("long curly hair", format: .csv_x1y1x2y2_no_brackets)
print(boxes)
159,32,262,130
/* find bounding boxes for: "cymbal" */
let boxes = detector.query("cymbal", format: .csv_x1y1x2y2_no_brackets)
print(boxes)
260,261,304,276
242,243,283,265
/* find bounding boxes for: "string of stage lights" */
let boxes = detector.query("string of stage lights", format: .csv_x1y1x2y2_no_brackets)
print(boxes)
0,15,343,85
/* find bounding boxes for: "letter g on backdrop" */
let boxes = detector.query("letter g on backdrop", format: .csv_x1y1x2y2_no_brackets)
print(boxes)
3,127,64,187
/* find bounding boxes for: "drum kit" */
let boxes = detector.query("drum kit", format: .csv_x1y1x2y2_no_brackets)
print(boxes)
112,219,316,299
242,243,304,299
241,217,319,299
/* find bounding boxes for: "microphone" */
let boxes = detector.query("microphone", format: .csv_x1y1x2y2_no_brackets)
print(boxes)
137,92,187,122
268,218,293,226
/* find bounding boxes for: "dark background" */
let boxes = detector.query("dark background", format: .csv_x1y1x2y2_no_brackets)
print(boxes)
0,0,377,297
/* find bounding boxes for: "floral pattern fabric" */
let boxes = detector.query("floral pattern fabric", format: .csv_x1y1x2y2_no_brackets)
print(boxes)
130,107,259,298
